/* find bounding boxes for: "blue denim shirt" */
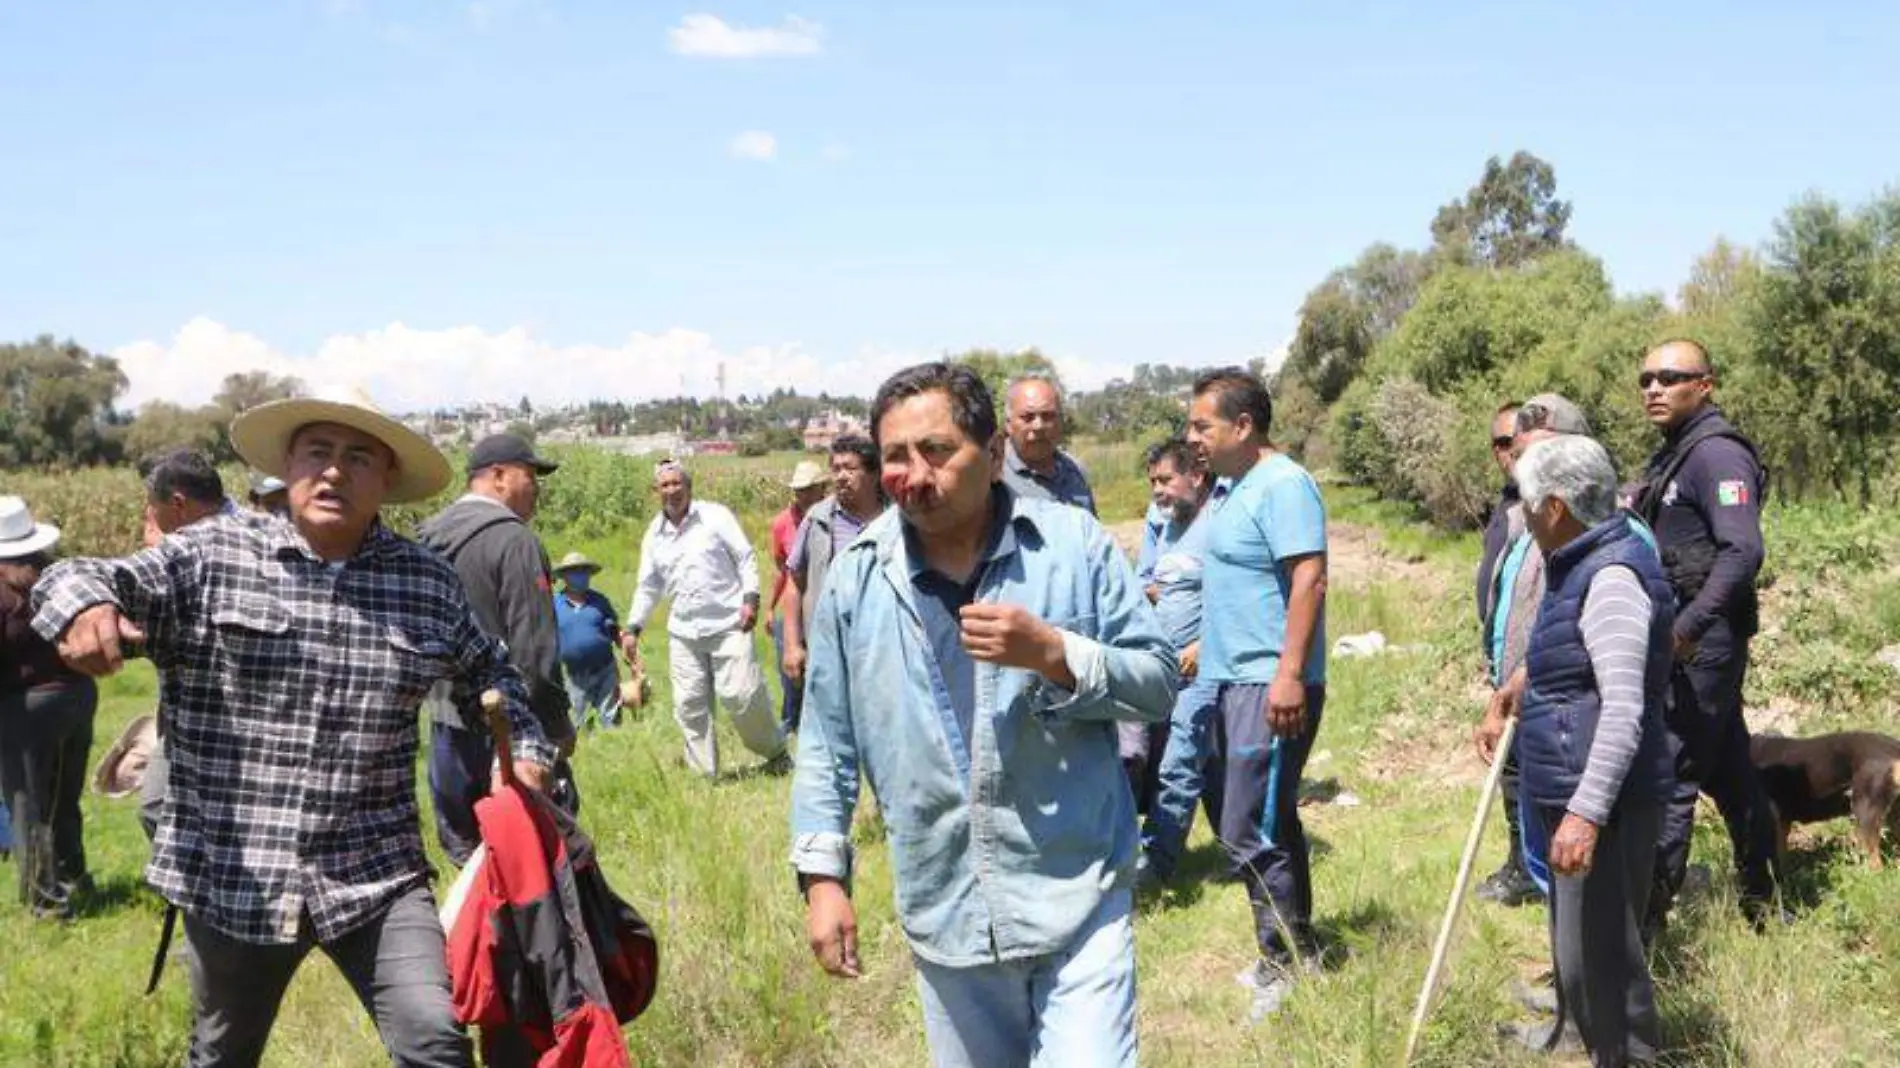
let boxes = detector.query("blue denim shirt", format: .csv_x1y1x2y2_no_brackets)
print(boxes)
789,491,1177,967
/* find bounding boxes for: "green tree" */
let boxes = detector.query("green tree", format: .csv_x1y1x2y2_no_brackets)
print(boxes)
1745,191,1900,502
947,348,1063,426
1282,243,1430,402
1430,151,1573,269
123,400,226,462
212,370,303,416
0,335,127,467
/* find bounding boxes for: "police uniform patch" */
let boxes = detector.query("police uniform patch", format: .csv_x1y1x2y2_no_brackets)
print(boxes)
1717,480,1749,507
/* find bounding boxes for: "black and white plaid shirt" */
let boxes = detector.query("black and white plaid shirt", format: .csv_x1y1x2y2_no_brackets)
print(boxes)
32,510,555,945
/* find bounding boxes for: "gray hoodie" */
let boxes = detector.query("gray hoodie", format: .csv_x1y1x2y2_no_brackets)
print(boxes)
416,495,573,745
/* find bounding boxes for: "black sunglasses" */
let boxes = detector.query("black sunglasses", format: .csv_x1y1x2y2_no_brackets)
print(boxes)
1491,436,1514,450
1639,369,1707,389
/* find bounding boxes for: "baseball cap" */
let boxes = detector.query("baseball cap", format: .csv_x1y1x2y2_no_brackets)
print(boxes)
468,434,559,476
1518,393,1591,437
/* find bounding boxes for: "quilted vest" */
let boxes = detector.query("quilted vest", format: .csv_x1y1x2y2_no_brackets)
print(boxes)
1518,513,1676,811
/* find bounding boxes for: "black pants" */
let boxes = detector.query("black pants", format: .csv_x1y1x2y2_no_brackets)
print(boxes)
0,679,97,916
1215,682,1325,968
1543,803,1663,1067
184,883,470,1068
429,722,579,867
1651,636,1778,924
1498,742,1528,871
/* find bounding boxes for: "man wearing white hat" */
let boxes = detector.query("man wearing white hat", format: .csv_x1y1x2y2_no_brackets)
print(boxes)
628,459,788,778
1,496,97,919
32,387,555,1068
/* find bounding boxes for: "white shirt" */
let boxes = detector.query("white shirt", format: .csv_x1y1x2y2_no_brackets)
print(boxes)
628,500,760,640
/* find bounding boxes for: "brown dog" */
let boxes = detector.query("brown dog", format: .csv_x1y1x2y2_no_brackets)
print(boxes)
1751,731,1900,868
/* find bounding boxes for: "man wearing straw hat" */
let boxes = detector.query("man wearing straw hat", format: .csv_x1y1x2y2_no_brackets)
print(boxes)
769,459,830,732
551,550,631,730
32,387,555,1068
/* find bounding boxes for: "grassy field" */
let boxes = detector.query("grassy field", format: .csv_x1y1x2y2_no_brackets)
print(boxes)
3,447,1898,1066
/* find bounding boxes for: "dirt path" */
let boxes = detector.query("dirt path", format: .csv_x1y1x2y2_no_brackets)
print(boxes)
1108,516,1438,594
1110,514,1486,789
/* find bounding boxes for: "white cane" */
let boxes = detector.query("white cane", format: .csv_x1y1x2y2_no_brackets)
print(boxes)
1402,716,1519,1066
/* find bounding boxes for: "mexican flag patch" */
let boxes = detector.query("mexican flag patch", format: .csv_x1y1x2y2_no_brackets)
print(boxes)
1717,480,1750,506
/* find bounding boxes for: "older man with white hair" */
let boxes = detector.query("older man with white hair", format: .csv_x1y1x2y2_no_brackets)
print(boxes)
1492,434,1675,1066
627,460,788,778
999,375,1096,514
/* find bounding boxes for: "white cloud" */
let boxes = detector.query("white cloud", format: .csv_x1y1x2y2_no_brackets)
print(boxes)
668,14,824,58
728,130,778,161
110,318,951,415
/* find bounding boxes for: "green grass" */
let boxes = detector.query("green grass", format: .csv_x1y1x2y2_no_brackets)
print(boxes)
4,464,1899,1065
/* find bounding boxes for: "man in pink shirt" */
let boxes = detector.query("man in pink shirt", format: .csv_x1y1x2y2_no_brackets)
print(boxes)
770,461,830,731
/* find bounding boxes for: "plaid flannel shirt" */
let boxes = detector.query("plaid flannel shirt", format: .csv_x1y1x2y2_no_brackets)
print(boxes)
32,510,555,946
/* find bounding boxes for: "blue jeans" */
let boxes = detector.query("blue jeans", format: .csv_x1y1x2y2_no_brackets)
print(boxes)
1138,676,1224,878
564,658,621,729
912,888,1137,1068
769,619,803,733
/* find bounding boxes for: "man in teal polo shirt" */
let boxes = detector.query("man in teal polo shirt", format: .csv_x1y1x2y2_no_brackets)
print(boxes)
1186,366,1329,1022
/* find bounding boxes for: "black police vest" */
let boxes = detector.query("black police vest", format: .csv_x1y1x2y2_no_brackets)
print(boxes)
1629,410,1765,637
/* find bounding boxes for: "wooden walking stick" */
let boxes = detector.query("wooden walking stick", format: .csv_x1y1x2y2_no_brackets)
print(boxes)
479,689,517,788
1402,716,1519,1066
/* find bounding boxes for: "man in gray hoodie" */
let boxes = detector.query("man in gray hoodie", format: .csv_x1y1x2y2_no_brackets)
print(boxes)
418,434,576,865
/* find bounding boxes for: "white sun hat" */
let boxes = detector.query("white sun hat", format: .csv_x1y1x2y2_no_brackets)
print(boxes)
0,496,61,560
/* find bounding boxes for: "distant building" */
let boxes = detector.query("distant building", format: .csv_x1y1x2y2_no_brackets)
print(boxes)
691,439,739,457
801,410,865,451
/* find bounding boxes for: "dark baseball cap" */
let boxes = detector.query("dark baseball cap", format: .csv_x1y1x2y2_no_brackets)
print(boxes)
468,434,559,476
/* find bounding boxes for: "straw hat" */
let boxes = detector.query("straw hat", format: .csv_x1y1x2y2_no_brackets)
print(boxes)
228,385,452,504
787,460,830,490
0,496,60,560
92,713,160,799
553,550,602,575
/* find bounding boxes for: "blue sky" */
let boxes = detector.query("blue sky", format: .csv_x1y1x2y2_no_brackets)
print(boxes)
2,1,1895,411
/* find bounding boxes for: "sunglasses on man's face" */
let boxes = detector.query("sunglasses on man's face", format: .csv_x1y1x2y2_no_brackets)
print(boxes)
1639,369,1707,390
1491,436,1514,450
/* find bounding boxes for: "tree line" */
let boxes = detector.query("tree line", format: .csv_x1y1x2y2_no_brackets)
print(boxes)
1275,151,1900,525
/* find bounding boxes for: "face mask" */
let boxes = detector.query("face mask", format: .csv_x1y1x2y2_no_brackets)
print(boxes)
565,572,591,593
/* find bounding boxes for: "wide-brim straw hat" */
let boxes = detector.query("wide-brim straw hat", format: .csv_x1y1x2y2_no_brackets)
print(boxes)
229,386,452,504
92,713,160,799
554,550,602,575
787,460,830,490
0,496,61,560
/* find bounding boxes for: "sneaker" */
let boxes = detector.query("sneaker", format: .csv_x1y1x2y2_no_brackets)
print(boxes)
1235,957,1319,1022
1476,860,1543,907
1133,853,1168,896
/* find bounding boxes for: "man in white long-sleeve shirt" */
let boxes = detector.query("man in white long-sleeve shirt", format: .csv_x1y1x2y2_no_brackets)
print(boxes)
626,460,788,777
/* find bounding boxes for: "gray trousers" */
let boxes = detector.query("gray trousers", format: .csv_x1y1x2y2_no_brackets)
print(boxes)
184,882,471,1068
1542,802,1663,1068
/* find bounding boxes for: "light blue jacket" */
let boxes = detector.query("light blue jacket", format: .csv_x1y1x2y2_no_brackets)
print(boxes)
789,493,1177,967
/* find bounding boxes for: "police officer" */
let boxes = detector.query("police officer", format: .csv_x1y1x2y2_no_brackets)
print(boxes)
1629,338,1780,933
